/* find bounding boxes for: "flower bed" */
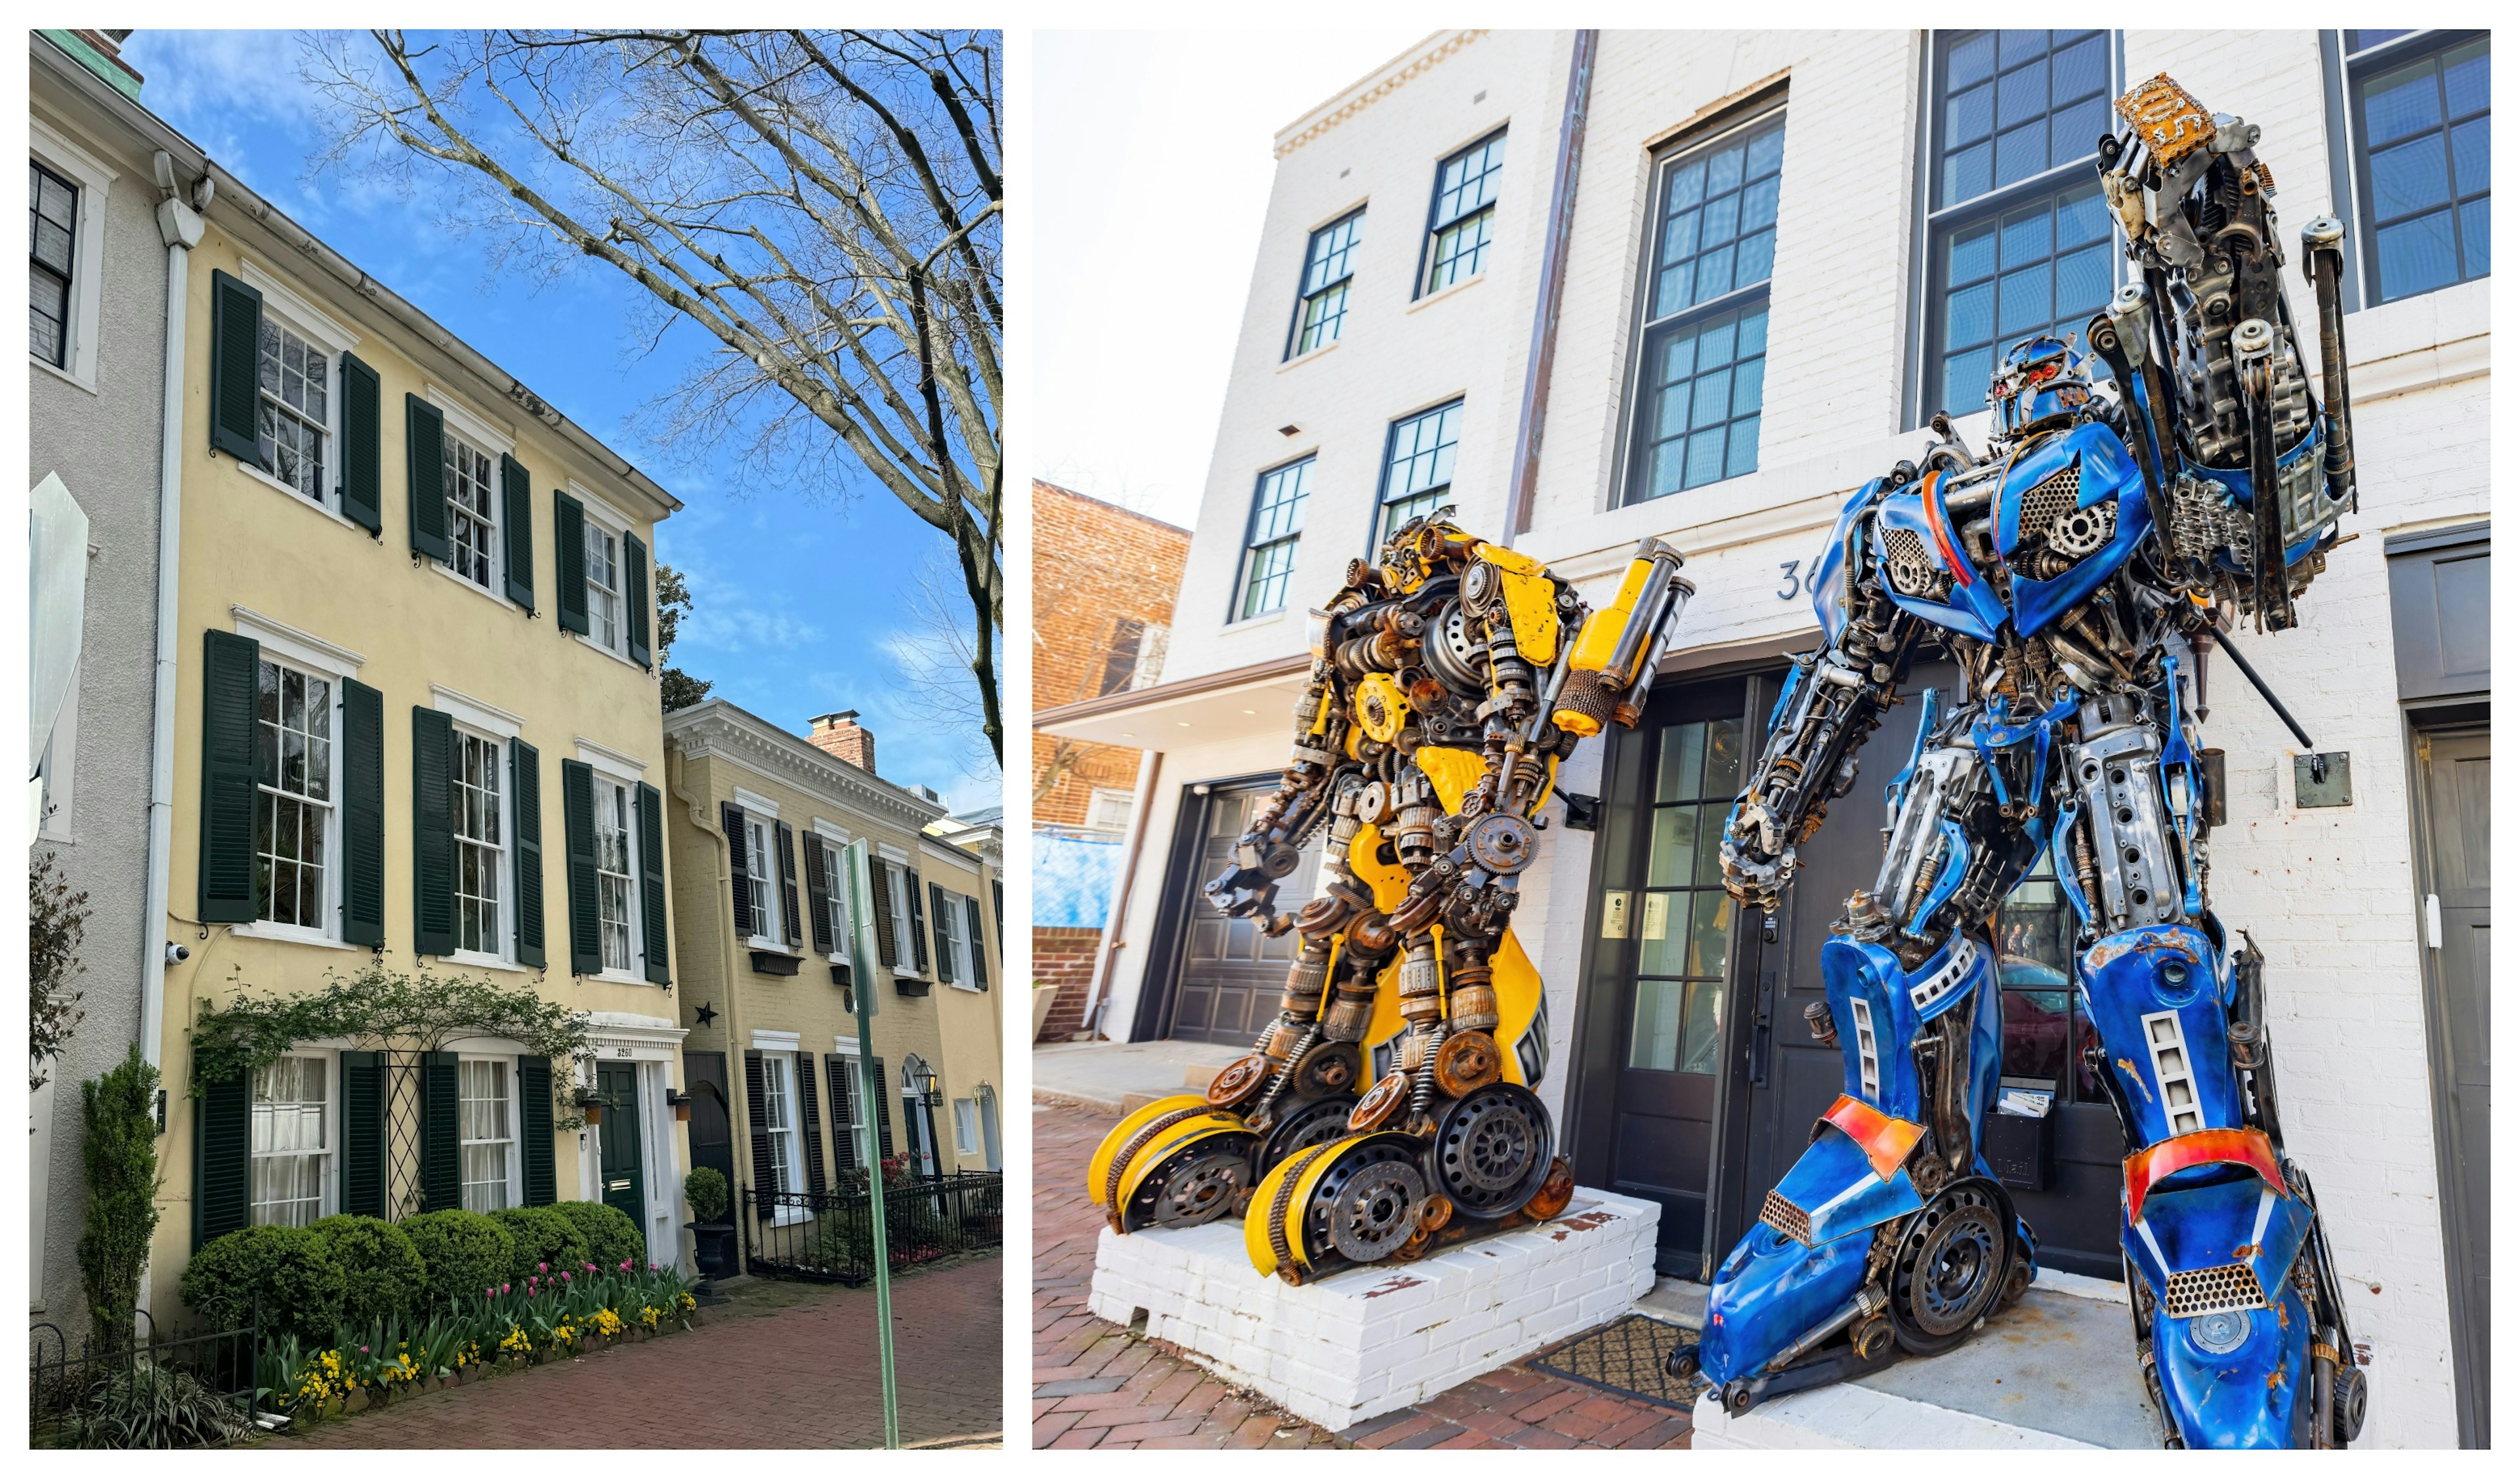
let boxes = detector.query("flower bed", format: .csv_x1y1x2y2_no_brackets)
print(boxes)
260,1258,700,1425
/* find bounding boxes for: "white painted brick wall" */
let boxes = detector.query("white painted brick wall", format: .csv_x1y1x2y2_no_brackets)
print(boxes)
1086,1189,1660,1432
1097,28,2484,1447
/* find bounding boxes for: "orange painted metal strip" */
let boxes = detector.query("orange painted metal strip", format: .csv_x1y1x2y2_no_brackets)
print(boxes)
1821,1094,1927,1182
2124,1125,2287,1224
1920,469,1973,588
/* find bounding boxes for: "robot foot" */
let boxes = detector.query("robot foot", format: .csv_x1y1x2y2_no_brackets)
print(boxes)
1085,1094,1259,1234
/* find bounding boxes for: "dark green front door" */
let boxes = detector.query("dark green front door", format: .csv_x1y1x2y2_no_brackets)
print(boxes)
597,1064,645,1229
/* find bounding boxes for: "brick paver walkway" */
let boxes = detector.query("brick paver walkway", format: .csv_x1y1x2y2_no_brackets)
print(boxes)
1034,1102,1692,1449
285,1253,1001,1448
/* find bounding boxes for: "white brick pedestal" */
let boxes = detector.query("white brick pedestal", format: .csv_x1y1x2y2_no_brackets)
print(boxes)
1087,1189,1660,1432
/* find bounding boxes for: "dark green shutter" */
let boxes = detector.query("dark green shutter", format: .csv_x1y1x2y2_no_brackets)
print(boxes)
803,834,833,955
965,896,990,990
501,454,536,610
338,352,382,532
339,1050,387,1219
931,882,956,986
870,860,896,968
554,491,589,635
872,1056,896,1164
795,1054,826,1194
639,782,670,984
562,759,601,975
197,630,261,923
826,1056,858,1173
512,739,545,968
193,1072,251,1251
410,707,455,955
744,1050,774,1198
340,678,385,946
405,396,451,562
207,270,263,465
723,802,753,937
420,1050,461,1213
906,869,929,972
518,1056,556,1206
776,821,802,946
625,533,652,668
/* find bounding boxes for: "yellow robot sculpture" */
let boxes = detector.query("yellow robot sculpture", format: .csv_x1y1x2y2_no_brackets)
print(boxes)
1089,512,1692,1281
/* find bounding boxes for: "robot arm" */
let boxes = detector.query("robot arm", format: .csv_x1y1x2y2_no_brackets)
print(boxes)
1202,661,1351,932
1723,490,1925,919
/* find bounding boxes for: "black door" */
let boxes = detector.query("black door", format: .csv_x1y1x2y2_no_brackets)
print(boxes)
682,1051,734,1209
2416,724,2488,1446
598,1062,646,1230
1160,780,1323,1045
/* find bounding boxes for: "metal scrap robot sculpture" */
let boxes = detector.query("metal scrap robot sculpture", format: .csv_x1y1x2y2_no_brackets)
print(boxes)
1666,77,2365,1448
1090,515,1690,1281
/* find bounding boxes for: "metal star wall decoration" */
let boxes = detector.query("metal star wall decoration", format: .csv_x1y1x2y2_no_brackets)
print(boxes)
692,1001,718,1028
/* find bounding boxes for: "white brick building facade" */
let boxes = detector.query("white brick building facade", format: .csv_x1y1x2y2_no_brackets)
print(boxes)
1041,30,2485,1447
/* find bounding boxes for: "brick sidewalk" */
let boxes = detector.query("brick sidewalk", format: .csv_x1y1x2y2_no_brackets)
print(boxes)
1033,1102,1692,1449
284,1254,1001,1448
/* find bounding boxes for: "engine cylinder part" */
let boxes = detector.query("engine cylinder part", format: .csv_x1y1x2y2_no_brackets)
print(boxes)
1433,1030,1504,1096
1206,1054,1270,1108
1347,1071,1410,1133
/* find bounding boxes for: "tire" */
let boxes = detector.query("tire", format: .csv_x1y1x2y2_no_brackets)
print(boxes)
1886,1177,2014,1356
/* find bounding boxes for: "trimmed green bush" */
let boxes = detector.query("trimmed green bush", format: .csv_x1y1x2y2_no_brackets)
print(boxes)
553,1201,645,1272
76,1046,161,1351
181,1225,345,1345
400,1209,515,1312
310,1215,428,1329
489,1205,591,1283
684,1166,729,1224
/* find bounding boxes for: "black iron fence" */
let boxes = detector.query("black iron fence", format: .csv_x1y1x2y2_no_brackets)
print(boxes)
28,1310,261,1449
742,1171,1003,1285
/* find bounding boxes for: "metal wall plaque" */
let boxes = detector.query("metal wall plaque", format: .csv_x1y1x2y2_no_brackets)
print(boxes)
2294,751,2353,807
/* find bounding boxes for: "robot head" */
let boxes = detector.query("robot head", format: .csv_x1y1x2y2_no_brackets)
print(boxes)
1988,334,2091,436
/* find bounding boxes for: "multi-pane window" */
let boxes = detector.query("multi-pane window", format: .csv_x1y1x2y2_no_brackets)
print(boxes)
31,161,76,368
442,433,498,589
762,1054,799,1197
1291,210,1364,356
255,661,334,930
459,1058,515,1213
954,1098,980,1156
597,781,636,973
1098,618,1146,697
819,843,848,955
451,731,503,954
746,820,777,944
1424,131,1505,295
938,889,975,986
1922,30,2116,423
257,320,330,503
1628,108,1786,503
1629,716,1743,1075
1236,457,1311,621
2348,33,2488,304
886,865,916,972
1377,400,1462,544
251,1056,329,1227
586,522,622,650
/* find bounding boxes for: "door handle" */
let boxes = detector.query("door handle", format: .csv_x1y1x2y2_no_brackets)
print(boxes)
2425,894,2442,949
1749,971,1776,1088
608,1179,631,1191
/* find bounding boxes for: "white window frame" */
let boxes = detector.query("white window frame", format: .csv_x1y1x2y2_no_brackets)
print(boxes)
938,885,980,993
1085,787,1135,834
761,1051,808,1223
30,119,114,392
457,1054,524,1213
814,821,851,962
236,260,363,528
746,819,783,950
229,610,366,951
249,1050,337,1228
952,1096,979,1156
425,388,518,606
884,854,917,977
572,483,642,664
578,741,650,984
446,720,513,971
249,654,343,944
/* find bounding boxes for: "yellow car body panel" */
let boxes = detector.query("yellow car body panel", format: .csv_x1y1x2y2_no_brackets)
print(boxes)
1087,1093,1213,1208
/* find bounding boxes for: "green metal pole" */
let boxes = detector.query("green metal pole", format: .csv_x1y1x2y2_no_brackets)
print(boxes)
841,840,900,1450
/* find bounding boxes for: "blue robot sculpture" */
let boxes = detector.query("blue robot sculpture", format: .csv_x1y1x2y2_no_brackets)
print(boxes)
1666,75,2366,1448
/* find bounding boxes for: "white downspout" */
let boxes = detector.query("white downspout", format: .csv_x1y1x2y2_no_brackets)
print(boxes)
136,156,205,1324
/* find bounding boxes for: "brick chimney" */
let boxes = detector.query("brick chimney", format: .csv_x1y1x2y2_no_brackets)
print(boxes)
808,711,876,776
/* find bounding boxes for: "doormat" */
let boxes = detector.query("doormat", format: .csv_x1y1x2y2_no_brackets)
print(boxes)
1528,1313,1709,1412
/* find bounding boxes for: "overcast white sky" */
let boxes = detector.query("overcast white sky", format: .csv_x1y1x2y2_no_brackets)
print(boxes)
1033,29,1429,530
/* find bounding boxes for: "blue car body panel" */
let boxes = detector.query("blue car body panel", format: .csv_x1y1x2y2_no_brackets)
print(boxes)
2079,924,2245,1144
2126,1173,2318,1448
2000,423,2154,636
1771,1127,1927,1246
1698,1217,1873,1384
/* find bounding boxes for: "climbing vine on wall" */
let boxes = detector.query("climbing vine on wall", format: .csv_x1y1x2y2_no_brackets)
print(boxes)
189,963,597,1127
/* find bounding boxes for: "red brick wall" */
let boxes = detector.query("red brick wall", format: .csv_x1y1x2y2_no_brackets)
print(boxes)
1031,482,1191,829
1033,927,1104,1041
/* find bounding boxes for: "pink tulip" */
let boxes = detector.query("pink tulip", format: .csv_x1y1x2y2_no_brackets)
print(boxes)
537,1262,548,1274
501,1283,511,1294
561,1272,572,1282
360,1346,370,1354
485,1288,494,1298
585,1262,597,1272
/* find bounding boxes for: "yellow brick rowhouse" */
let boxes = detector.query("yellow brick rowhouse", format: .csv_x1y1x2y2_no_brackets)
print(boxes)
663,701,1003,1249
150,163,690,1319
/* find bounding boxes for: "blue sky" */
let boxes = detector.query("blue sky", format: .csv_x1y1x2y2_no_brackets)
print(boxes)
119,30,999,811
